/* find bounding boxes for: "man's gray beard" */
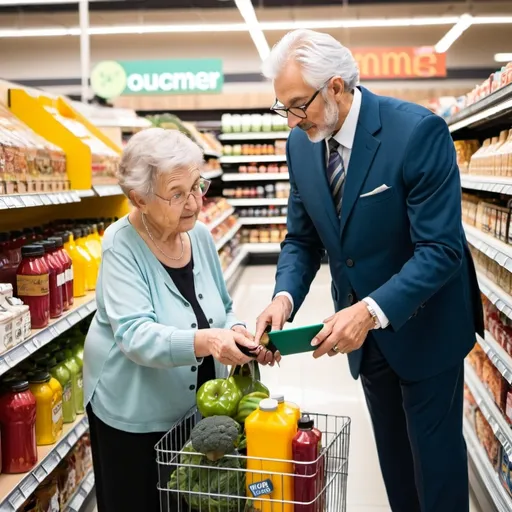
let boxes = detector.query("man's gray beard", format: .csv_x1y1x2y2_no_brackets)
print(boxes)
306,99,340,143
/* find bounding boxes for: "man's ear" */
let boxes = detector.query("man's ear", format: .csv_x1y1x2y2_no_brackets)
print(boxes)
331,76,345,100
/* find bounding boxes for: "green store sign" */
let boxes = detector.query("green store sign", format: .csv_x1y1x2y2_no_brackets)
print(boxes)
91,58,223,99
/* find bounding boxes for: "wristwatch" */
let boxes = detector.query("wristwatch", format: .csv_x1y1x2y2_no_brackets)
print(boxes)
365,302,381,329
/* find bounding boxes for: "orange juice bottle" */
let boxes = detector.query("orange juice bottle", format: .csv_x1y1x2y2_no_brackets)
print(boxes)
84,225,102,266
29,371,61,445
272,394,301,424
245,398,297,511
73,228,98,291
63,231,87,297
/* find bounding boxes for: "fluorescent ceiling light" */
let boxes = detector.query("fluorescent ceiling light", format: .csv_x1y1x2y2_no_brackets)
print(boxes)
495,53,512,63
235,0,270,61
434,13,473,53
0,0,75,4
473,16,512,24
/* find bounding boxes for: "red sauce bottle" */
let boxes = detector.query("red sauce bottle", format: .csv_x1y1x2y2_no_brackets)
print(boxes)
41,240,64,318
292,415,320,512
48,236,73,310
16,244,50,329
0,380,37,473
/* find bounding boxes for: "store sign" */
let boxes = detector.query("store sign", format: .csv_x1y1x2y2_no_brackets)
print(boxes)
91,58,223,98
352,47,446,79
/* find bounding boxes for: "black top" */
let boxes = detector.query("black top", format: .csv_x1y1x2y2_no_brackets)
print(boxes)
162,255,216,391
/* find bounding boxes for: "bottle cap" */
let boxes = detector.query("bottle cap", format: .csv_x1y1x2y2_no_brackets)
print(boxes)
73,228,83,239
11,230,23,239
259,398,278,412
298,415,314,430
29,371,51,384
0,232,10,242
48,236,64,249
40,240,56,253
10,380,30,392
21,244,45,258
271,394,284,404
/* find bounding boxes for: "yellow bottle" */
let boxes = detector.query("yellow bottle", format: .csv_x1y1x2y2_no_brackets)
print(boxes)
272,394,301,424
245,398,297,511
85,225,102,266
74,228,98,291
63,231,87,297
29,372,61,445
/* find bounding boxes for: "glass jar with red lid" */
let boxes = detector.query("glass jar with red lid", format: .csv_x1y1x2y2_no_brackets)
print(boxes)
40,240,64,319
0,380,37,474
47,236,72,310
16,244,50,329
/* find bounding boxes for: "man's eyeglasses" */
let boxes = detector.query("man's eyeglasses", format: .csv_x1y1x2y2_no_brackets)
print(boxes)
155,177,211,207
270,77,334,119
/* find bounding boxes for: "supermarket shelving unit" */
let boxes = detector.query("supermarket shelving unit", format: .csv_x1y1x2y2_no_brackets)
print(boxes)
449,83,512,511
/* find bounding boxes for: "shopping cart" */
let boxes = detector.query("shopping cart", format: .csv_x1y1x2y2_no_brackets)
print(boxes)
156,407,351,511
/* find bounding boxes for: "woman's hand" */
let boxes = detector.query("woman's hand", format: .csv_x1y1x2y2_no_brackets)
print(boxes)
195,329,258,367
231,324,254,341
231,325,281,367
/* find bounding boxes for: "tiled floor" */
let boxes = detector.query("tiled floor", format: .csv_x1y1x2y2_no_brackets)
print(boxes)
231,264,483,512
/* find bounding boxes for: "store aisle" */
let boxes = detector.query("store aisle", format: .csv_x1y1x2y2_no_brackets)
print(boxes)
231,264,482,512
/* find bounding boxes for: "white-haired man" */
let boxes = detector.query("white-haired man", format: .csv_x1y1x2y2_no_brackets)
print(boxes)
255,29,483,512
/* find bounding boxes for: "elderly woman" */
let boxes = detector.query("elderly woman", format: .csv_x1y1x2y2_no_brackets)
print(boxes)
83,128,257,512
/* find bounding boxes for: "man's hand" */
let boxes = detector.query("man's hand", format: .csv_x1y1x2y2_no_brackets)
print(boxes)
312,302,375,358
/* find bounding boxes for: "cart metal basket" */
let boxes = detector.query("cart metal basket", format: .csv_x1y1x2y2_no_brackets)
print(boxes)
156,407,350,512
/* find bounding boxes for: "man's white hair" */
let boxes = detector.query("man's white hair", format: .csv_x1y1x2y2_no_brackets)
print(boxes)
262,29,360,92
117,127,203,198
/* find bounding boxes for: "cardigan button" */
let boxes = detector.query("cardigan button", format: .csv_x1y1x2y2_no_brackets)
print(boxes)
191,366,197,372
198,294,203,299
191,323,197,328
183,302,190,307
189,385,196,391
209,318,213,324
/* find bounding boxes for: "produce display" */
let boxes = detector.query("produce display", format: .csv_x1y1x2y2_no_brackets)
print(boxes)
0,105,67,195
229,163,288,175
222,141,286,156
223,183,290,200
241,226,288,245
221,114,290,134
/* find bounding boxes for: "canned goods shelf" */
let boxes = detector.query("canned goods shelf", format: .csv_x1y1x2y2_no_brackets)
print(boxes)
0,292,96,378
0,192,81,209
219,131,290,141
477,331,512,385
222,173,289,182
0,415,89,511
464,362,512,459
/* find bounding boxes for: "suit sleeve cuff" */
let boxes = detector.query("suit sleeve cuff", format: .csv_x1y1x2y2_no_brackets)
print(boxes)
274,291,294,319
362,297,390,329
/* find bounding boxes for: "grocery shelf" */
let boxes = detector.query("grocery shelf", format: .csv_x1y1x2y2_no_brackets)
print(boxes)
75,189,96,199
464,421,512,512
228,198,288,207
448,82,512,135
0,191,81,209
65,470,95,512
92,184,124,197
244,242,282,253
220,155,287,164
477,331,512,385
223,246,249,284
203,169,223,180
0,292,96,378
464,223,512,273
240,217,287,225
222,173,289,182
0,415,89,511
464,362,512,459
214,222,241,252
476,271,512,322
461,175,512,196
204,150,222,159
218,131,290,141
205,207,235,231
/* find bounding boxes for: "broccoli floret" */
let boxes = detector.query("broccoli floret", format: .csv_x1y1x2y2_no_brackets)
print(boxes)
190,416,240,461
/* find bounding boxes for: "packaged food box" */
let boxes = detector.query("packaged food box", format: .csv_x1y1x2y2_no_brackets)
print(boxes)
499,447,512,498
475,409,500,468
483,356,508,412
464,384,477,431
468,344,487,379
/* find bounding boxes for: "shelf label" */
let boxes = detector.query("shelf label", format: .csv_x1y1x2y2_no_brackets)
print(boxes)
8,345,29,366
67,312,81,326
41,195,52,206
9,489,26,509
0,198,7,210
57,441,70,459
42,452,59,474
0,358,10,375
20,474,38,498
34,465,47,482
68,431,78,446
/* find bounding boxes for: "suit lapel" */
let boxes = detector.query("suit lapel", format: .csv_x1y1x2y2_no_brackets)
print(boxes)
339,87,382,240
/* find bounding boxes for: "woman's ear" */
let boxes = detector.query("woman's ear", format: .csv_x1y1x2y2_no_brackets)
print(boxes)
129,190,147,212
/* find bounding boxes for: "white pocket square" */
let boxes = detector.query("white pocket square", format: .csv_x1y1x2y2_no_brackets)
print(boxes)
360,184,391,198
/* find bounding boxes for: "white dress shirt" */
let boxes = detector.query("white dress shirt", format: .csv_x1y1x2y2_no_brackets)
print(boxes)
276,87,390,329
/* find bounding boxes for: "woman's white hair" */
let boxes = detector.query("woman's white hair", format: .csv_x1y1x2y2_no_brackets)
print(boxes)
117,127,203,198
262,29,360,92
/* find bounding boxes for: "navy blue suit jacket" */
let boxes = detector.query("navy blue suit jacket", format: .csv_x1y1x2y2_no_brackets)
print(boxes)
274,86,484,381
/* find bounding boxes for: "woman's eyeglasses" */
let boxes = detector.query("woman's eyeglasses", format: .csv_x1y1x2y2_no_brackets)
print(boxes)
155,177,211,207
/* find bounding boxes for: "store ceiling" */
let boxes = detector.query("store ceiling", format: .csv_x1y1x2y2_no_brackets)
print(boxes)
0,0,507,13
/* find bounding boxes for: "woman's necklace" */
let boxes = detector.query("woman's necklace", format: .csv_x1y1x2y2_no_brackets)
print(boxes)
141,213,184,261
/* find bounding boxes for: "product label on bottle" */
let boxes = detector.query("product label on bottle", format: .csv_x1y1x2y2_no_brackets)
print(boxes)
248,479,274,498
1,321,14,350
77,376,83,389
17,274,49,297
22,312,31,338
63,383,72,403
66,267,74,282
52,401,63,426
57,273,66,287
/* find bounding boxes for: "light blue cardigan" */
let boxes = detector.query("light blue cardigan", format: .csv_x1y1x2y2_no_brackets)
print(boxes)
83,216,239,433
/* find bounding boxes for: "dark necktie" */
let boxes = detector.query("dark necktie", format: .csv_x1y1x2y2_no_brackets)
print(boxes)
326,138,346,216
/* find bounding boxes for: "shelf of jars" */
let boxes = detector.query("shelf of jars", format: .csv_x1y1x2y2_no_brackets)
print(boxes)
228,198,288,207
222,173,290,182
218,131,290,141
221,155,287,164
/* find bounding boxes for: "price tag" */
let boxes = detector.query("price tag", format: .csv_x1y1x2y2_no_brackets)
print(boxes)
82,476,94,494
71,493,85,510
20,474,38,497
0,358,10,375
0,198,7,209
9,345,28,366
48,325,60,338
42,453,59,474
67,312,81,326
496,253,508,266
41,195,52,206
33,195,43,206
34,465,47,482
57,441,70,459
68,431,78,446
9,489,26,509
86,302,96,313
12,196,25,208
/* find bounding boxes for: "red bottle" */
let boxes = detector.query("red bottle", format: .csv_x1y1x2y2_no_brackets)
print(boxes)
48,236,73,309
0,380,37,473
292,415,320,512
312,425,325,512
41,240,64,318
16,244,50,329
